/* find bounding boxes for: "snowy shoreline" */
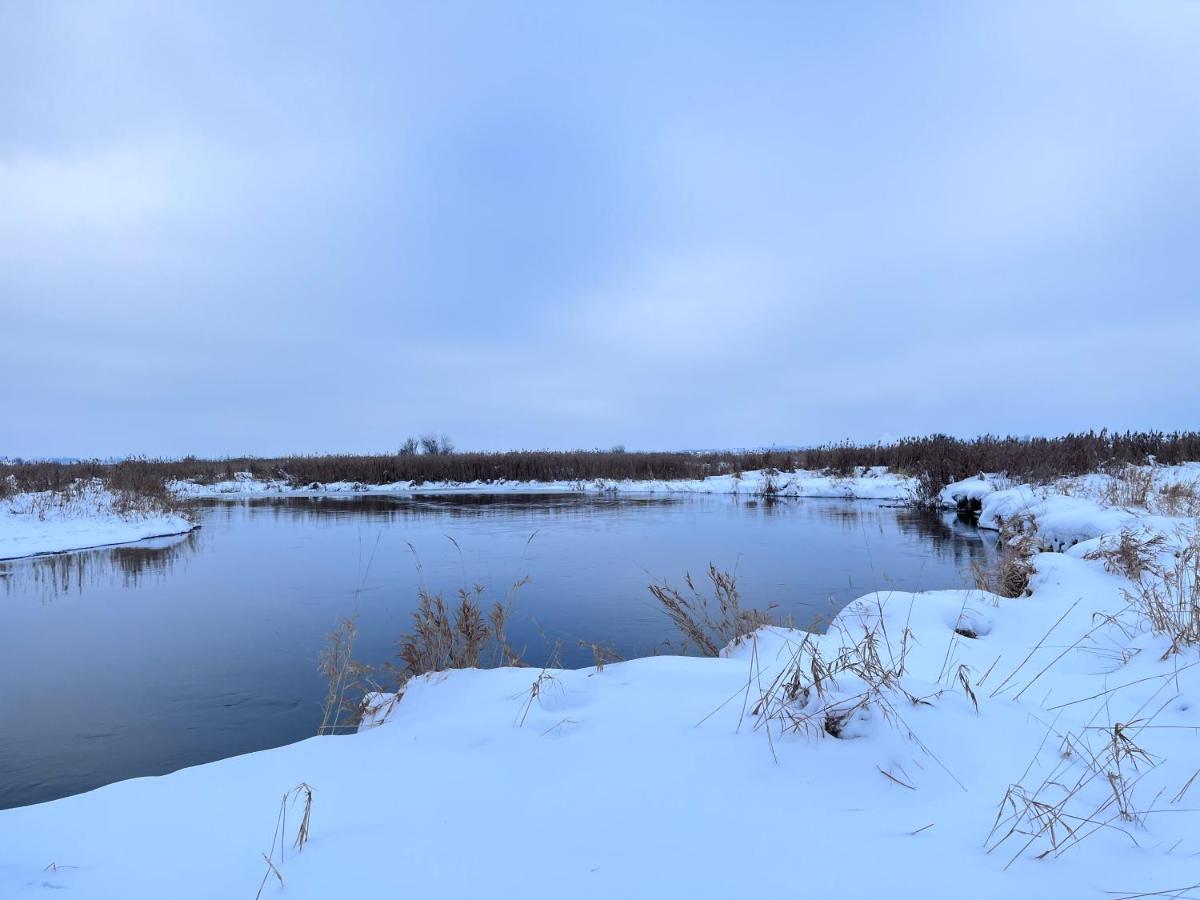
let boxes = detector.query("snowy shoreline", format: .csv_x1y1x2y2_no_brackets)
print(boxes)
169,466,919,501
2,468,1199,897
0,483,195,561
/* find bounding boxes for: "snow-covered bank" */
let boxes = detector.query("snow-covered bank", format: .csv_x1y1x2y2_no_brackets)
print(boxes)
939,464,1200,550
0,483,194,560
2,482,1198,897
169,466,918,501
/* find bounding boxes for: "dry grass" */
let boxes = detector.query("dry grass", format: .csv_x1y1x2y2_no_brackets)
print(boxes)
1121,531,1200,659
749,612,924,744
398,579,526,676
1085,529,1167,582
972,514,1038,599
9,430,1198,495
987,714,1163,867
1156,481,1200,517
318,618,376,735
578,639,622,672
0,472,190,522
1103,465,1157,509
649,564,774,656
255,783,314,900
317,577,529,734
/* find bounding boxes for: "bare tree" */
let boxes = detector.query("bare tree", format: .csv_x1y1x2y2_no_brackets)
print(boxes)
418,434,455,455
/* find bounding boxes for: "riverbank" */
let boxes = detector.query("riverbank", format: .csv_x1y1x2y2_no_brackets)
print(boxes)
1,477,1197,897
168,466,917,500
0,482,194,560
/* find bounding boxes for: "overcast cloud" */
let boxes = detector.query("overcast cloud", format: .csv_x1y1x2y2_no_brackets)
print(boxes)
2,1,1198,457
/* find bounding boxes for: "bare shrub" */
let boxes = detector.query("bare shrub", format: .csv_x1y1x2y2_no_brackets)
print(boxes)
649,564,774,656
973,515,1038,598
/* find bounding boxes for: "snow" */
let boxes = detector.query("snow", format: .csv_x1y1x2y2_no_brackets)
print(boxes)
939,474,1007,506
0,482,194,560
978,485,1184,551
2,477,1198,897
169,466,919,501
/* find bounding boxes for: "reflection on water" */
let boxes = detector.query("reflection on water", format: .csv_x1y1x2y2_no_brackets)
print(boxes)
1,531,202,599
1,493,992,810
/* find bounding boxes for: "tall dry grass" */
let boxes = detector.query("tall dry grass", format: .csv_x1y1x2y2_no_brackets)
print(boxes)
649,564,774,656
9,430,1199,496
397,580,527,676
972,514,1039,599
1121,531,1200,659
318,578,528,734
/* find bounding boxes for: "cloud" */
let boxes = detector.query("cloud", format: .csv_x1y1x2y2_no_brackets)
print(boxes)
2,1,1198,456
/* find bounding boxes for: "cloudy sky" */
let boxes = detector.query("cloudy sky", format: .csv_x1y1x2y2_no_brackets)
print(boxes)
2,1,1198,458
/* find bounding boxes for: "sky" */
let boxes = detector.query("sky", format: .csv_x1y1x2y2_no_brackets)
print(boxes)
2,1,1198,458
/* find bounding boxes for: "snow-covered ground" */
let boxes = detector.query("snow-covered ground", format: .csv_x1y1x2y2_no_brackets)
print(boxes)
942,464,1200,550
2,476,1198,897
0,482,194,560
169,466,918,501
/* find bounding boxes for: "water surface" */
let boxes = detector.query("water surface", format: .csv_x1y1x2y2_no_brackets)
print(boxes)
0,493,990,809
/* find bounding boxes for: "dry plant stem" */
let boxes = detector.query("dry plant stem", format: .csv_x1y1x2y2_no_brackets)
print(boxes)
398,579,527,677
1120,531,1200,658
650,564,773,657
973,514,1038,598
988,599,1081,698
256,783,314,900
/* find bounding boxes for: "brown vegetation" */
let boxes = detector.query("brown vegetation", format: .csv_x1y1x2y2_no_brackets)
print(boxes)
6,430,1199,498
972,514,1039,598
650,564,774,656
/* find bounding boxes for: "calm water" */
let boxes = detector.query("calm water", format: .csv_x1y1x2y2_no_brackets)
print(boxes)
0,493,990,809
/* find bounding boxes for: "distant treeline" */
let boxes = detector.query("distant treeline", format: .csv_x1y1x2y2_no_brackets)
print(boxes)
4,431,1200,497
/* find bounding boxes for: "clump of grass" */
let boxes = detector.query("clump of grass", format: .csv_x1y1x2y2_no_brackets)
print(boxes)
751,611,922,744
1084,528,1167,582
318,618,376,735
1121,531,1200,659
911,470,945,509
972,514,1038,598
398,581,526,677
318,578,528,734
649,564,774,656
988,715,1160,867
1102,464,1157,509
1155,480,1200,517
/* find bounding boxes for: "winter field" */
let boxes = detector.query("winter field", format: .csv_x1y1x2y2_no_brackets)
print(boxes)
1,463,1198,897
